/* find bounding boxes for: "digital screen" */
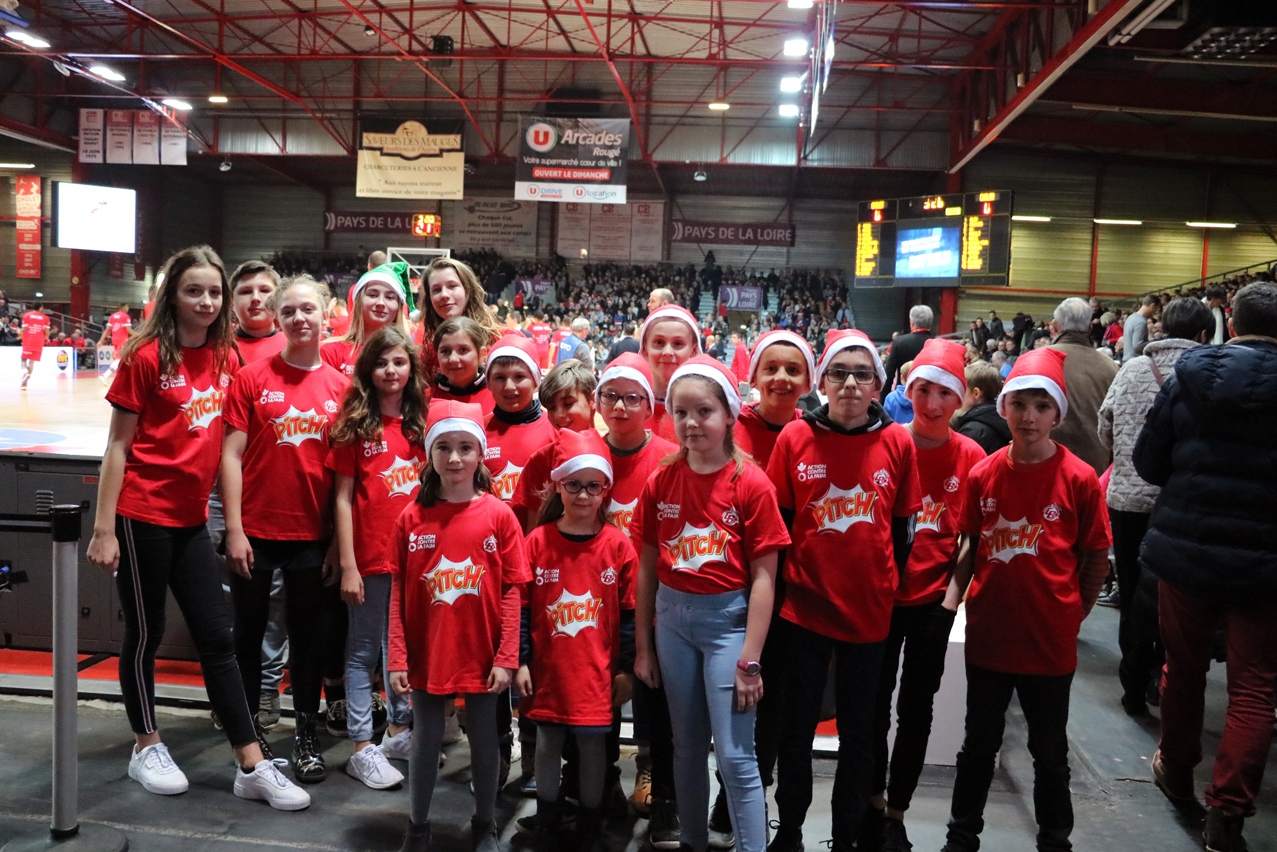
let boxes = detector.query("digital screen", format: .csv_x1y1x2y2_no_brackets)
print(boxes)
53,182,137,253
895,225,960,278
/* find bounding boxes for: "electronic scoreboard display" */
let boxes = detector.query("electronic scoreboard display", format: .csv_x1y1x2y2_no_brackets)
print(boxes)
854,191,1012,288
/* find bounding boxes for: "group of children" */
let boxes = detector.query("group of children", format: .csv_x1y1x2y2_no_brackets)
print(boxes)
84,243,1111,852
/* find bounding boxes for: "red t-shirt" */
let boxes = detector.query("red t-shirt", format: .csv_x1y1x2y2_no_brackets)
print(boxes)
523,524,637,726
21,311,49,360
484,412,558,504
430,382,496,418
223,355,348,540
142,301,155,320
329,313,351,339
320,338,358,379
107,311,132,352
387,495,531,694
325,416,427,575
606,433,677,539
897,432,986,606
960,444,1112,676
766,419,922,643
528,321,553,368
549,329,571,368
646,402,678,444
511,442,556,527
235,331,286,365
107,341,237,527
734,403,801,470
632,459,790,595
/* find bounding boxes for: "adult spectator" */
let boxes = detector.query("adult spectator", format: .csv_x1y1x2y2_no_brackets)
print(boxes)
991,350,1009,379
952,360,1010,455
1122,295,1158,362
605,321,640,365
367,250,387,270
883,304,934,391
556,316,591,365
647,287,675,314
704,333,726,362
970,318,990,352
1089,297,1106,347
1203,285,1229,345
1047,297,1119,475
986,310,1004,341
1010,311,1033,354
1133,282,1277,852
1098,297,1214,719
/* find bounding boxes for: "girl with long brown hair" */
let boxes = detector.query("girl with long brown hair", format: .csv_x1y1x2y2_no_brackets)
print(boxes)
420,256,501,383
321,261,414,379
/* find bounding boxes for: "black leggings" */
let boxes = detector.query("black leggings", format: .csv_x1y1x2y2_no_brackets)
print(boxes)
230,539,331,716
115,516,256,747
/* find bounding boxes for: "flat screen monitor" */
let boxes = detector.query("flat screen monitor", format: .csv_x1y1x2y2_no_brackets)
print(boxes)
894,224,960,279
52,182,137,253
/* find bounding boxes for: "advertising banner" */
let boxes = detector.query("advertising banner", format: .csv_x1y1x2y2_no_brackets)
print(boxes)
161,119,188,166
449,199,538,256
322,211,422,233
514,277,555,301
515,117,629,204
720,286,764,312
669,219,796,247
356,118,465,199
555,201,663,261
14,175,41,279
106,110,133,164
78,109,104,163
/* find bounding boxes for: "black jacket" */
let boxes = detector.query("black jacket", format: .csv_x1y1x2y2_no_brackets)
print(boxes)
883,329,933,391
1134,338,1277,604
952,402,1011,456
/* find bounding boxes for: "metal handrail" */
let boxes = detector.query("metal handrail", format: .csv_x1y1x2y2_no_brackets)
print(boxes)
1150,258,1277,296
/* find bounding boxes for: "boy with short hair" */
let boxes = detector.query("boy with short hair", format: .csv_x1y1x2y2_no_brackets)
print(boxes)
512,359,598,532
941,347,1111,852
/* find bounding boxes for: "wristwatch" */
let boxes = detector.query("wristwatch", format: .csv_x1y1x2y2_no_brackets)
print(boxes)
736,660,762,677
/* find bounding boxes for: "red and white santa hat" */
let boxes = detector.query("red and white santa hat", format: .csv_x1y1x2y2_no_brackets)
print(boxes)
424,399,487,454
596,352,656,411
640,304,703,356
997,347,1069,419
905,337,968,398
487,333,542,385
748,329,816,388
550,428,614,485
815,328,887,387
667,354,743,419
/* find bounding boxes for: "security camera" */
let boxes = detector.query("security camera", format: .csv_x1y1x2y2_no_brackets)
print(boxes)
219,159,232,172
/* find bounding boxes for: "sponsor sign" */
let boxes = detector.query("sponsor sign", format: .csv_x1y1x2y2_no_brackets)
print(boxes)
555,201,664,261
669,219,796,247
356,118,465,200
515,117,630,204
78,109,104,163
449,199,538,255
513,277,555,299
720,286,763,312
14,176,41,279
322,210,423,233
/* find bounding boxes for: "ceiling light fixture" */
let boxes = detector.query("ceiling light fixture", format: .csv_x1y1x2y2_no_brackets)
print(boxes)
783,37,808,57
88,64,125,82
219,159,232,172
208,94,228,104
0,162,36,169
780,75,803,93
1093,218,1142,226
778,103,800,118
693,169,707,182
162,98,192,111
1011,215,1051,222
364,25,376,37
708,101,730,111
1186,221,1237,228
788,0,814,8
6,30,50,49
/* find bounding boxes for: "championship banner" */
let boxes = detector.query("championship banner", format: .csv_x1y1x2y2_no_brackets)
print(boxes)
449,200,538,256
356,118,465,200
78,109,104,163
720,286,764,312
14,175,41,279
161,118,188,166
669,219,796,247
106,110,133,164
555,201,663,261
132,110,160,165
515,117,629,204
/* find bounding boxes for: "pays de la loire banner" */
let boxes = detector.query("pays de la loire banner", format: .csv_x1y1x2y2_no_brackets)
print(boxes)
515,117,629,204
356,119,465,200
669,219,796,247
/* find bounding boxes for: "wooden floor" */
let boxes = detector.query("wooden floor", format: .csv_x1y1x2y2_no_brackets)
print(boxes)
0,367,112,459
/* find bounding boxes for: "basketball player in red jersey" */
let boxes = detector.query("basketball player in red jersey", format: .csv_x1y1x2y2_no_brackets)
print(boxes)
19,302,50,389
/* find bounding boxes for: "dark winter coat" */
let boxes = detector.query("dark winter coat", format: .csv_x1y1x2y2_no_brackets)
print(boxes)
952,402,1011,456
1134,337,1277,604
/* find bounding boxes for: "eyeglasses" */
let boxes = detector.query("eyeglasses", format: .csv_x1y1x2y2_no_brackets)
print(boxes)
561,479,607,496
823,367,878,386
598,391,646,410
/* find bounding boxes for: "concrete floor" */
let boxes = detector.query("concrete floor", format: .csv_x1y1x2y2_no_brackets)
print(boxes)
2,606,1275,851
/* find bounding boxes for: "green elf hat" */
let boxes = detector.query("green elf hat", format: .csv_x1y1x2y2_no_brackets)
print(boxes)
349,261,416,316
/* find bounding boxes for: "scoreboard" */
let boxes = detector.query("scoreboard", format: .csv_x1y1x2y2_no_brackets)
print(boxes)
854,191,1012,289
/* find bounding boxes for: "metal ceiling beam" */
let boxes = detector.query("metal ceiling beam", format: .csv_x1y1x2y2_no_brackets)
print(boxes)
572,0,649,160
1000,114,1277,164
0,114,75,151
1042,74,1277,119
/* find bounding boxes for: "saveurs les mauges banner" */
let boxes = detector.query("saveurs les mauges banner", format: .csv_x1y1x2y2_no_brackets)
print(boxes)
356,118,465,200
515,117,629,204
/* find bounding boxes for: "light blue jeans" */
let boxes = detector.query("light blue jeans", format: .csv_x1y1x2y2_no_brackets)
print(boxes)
345,574,411,742
656,583,766,852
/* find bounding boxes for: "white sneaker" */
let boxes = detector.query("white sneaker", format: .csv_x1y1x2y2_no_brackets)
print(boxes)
380,727,413,761
234,760,311,811
346,744,404,790
128,743,189,795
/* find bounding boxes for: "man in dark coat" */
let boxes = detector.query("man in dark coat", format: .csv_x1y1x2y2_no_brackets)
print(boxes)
882,304,934,394
1133,281,1277,852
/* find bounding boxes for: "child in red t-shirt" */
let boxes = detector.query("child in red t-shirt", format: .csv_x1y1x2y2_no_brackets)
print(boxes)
942,347,1112,852
430,317,495,416
387,401,530,852
734,330,815,470
230,260,286,365
484,334,557,505
516,430,638,850
632,356,791,852
326,326,428,789
512,359,598,532
868,338,986,850
640,305,703,443
766,330,922,852
420,256,501,383
321,262,414,378
87,246,307,811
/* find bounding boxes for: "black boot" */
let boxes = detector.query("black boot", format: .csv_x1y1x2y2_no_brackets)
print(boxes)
532,799,562,852
471,816,499,852
292,711,327,784
398,820,432,852
575,806,603,852
1204,806,1248,852
254,720,275,763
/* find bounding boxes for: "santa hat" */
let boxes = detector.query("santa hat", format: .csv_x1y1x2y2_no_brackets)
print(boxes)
640,305,703,355
667,354,742,419
748,329,816,388
905,337,967,398
816,329,887,387
596,352,655,411
350,261,415,315
997,347,1068,420
486,333,542,385
549,429,614,485
424,400,487,454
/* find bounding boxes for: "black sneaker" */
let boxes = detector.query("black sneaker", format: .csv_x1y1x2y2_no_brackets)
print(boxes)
766,828,803,852
292,711,328,784
881,818,913,852
859,805,885,851
258,691,281,731
325,699,348,738
254,721,276,763
708,787,736,849
649,797,682,851
1096,583,1120,608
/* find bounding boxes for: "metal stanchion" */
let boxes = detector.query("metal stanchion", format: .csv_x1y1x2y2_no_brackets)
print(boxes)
3,504,128,852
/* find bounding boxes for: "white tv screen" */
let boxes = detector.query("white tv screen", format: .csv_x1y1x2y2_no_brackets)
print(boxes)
53,182,137,253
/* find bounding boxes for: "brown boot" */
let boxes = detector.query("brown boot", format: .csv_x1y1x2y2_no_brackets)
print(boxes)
1152,750,1196,807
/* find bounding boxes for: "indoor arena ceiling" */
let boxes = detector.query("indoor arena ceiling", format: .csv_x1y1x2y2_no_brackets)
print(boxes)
1,0,1276,191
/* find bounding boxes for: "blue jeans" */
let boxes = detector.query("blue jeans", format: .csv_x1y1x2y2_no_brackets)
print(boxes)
656,584,766,852
345,574,411,742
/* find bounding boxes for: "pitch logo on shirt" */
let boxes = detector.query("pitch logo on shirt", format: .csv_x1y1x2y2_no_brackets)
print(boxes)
796,462,827,482
407,532,436,552
424,556,484,604
915,497,946,534
665,522,729,572
270,406,328,446
380,457,422,498
811,484,877,533
182,386,225,431
547,589,603,637
492,462,524,500
984,516,1045,563
607,498,637,532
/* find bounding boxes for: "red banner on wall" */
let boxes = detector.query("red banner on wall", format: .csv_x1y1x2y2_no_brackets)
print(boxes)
14,175,42,279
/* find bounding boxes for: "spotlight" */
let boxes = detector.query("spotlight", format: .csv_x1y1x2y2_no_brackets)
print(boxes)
432,34,454,54
783,38,808,57
162,98,192,111
708,102,730,111
88,64,126,82
219,159,232,172
778,104,800,118
693,169,707,182
788,0,814,8
780,76,803,93
364,25,376,36
208,94,228,104
52,61,70,77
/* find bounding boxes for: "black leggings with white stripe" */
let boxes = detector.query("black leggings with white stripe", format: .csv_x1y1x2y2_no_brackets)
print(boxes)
115,515,257,747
